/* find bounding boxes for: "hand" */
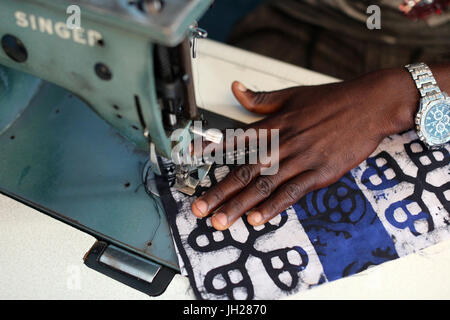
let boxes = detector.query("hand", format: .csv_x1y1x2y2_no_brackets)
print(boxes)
192,68,419,231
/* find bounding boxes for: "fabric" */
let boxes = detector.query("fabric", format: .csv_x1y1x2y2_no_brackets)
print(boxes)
298,0,450,27
227,1,450,80
272,0,450,41
157,131,450,300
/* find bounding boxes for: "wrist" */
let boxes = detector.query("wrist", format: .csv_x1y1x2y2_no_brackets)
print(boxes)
376,68,420,136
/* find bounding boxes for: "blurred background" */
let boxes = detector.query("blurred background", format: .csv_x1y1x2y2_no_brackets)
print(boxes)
199,0,265,43
198,0,450,80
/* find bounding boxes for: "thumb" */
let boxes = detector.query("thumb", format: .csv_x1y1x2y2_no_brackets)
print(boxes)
231,81,294,115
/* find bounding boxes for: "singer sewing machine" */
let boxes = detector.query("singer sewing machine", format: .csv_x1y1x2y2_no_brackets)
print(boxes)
0,0,239,296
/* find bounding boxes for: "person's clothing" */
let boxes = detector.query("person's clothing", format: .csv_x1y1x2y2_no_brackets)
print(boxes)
228,0,450,79
308,0,450,30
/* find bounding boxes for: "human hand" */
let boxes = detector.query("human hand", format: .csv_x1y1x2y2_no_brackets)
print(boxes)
192,68,418,230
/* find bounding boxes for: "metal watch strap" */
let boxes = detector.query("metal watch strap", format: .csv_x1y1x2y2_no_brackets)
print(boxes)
405,62,444,103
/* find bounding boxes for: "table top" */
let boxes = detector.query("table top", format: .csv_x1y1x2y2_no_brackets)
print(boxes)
1,39,449,299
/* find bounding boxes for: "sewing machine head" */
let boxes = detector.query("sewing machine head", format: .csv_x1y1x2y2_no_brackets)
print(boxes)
0,0,217,195
0,0,223,295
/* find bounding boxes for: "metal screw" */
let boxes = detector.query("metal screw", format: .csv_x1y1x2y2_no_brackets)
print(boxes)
139,0,164,14
189,26,208,59
190,126,223,144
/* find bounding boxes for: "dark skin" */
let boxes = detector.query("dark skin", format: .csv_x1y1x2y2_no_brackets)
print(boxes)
192,64,450,231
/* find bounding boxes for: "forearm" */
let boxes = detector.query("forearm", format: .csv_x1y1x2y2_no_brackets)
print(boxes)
431,63,450,93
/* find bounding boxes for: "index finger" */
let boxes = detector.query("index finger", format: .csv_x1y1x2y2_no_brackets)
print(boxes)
192,163,261,218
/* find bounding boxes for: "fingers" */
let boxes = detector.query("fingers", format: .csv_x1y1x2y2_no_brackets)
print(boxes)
209,157,307,230
247,170,318,226
231,81,297,115
192,164,261,218
191,81,304,228
192,141,292,220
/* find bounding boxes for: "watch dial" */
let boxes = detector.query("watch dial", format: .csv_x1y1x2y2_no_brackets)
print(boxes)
424,102,450,142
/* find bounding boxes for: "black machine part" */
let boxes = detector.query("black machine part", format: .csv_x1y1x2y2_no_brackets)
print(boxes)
84,241,177,297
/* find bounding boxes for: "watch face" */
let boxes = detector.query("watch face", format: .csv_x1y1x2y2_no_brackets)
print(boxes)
422,100,450,145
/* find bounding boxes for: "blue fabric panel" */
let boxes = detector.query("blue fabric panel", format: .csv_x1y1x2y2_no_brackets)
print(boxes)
293,173,399,280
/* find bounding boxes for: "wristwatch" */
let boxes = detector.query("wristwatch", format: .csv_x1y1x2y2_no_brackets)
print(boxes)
405,62,450,149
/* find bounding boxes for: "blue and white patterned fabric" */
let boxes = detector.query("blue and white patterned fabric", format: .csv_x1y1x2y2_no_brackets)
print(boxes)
158,130,450,300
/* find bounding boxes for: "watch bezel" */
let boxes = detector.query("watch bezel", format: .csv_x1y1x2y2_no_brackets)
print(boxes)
415,93,450,148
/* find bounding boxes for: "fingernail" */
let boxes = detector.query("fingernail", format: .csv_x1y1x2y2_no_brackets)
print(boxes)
237,82,247,92
212,213,228,228
249,211,263,225
193,200,208,217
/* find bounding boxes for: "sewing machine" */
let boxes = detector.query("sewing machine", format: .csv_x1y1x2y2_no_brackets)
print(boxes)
0,0,238,296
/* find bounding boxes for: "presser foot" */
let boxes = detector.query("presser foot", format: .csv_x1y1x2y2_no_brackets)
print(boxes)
145,151,212,197
173,163,212,196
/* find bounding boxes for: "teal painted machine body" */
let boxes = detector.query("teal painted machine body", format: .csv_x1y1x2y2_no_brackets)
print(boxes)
0,0,213,283
0,0,212,155
0,78,180,269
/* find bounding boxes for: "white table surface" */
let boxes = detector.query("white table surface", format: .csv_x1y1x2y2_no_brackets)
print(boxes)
1,39,449,300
